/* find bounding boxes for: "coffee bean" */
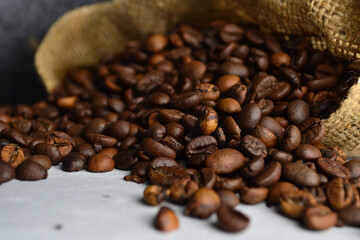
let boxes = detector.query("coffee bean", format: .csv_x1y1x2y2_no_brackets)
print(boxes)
146,124,166,141
171,91,203,111
217,190,240,208
0,160,15,183
269,81,291,101
197,168,216,188
240,156,264,178
241,135,267,158
170,179,199,204
251,72,277,99
216,75,240,93
218,62,249,77
337,205,360,227
254,161,281,187
303,205,337,230
279,190,317,219
344,159,360,180
304,186,327,204
73,143,96,159
283,162,320,187
1,143,25,168
186,135,217,156
154,206,179,232
143,185,170,206
149,166,190,187
87,153,115,172
316,158,350,179
297,118,325,144
16,160,48,181
141,138,176,159
270,52,291,67
165,123,184,140
257,98,274,115
27,155,52,170
239,187,268,204
217,98,241,113
146,34,168,52
195,83,220,101
251,125,277,148
286,100,310,125
215,176,244,192
306,76,337,92
220,23,244,43
281,125,301,152
182,60,206,80
268,149,293,165
221,116,241,140
205,148,245,174
105,120,130,140
158,109,184,123
295,144,322,161
226,83,247,104
82,118,108,135
185,188,220,219
148,92,171,106
197,106,218,135
327,178,354,210
62,152,87,172
237,103,262,131
131,161,149,178
217,206,249,232
267,182,298,204
33,143,62,165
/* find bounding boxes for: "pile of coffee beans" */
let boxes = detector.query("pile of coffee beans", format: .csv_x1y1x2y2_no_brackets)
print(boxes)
1,21,360,232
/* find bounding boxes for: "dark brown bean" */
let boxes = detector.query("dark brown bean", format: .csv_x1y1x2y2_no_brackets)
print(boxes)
143,185,170,206
148,166,190,187
205,148,245,174
217,190,240,208
16,160,48,181
267,182,298,204
141,138,176,159
170,179,199,204
237,103,262,131
154,206,179,232
185,188,220,219
217,206,250,232
27,155,52,170
303,205,337,230
0,160,15,183
241,135,267,158
61,152,87,172
344,159,360,180
316,158,350,179
297,118,326,145
337,205,360,227
282,125,301,152
239,187,268,204
282,162,321,187
286,100,310,125
295,144,322,161
254,161,281,187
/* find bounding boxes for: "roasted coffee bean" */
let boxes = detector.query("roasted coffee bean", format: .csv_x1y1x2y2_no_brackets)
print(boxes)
217,98,241,113
182,60,206,80
171,91,203,111
254,161,281,187
158,109,184,123
269,82,291,101
260,116,284,141
143,185,170,206
217,190,240,208
165,123,184,140
146,124,166,141
268,148,293,165
251,125,277,148
240,156,264,178
197,168,216,188
148,92,171,106
0,128,27,146
148,166,190,187
217,206,250,233
195,83,220,100
217,62,249,77
221,116,241,140
220,23,244,43
33,143,62,165
304,187,327,204
337,205,360,227
27,155,52,170
61,152,87,172
281,125,301,152
303,205,337,230
131,161,149,178
215,176,244,192
306,76,337,92
239,187,268,204
85,133,117,148
159,136,184,155
320,148,337,161
186,135,217,156
295,144,321,161
149,157,177,169
46,137,73,158
205,148,245,174
16,160,48,181
297,118,325,144
251,72,277,99
267,182,298,205
0,160,15,183
170,179,199,204
113,149,139,170
141,138,176,159
279,190,317,219
226,83,247,104
256,98,274,116
282,162,320,187
147,34,168,52
316,158,350,179
185,188,220,219
105,120,130,140
327,178,354,210
344,159,360,180
82,118,108,134
216,75,240,93
154,206,179,232
270,52,291,67
87,153,115,172
197,106,218,135
73,143,96,159
286,100,309,125
0,143,25,168
237,103,262,130
241,135,267,158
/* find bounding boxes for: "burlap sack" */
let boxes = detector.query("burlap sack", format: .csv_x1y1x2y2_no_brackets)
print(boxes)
35,0,360,156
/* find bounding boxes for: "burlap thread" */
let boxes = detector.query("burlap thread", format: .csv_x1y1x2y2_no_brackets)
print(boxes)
35,0,360,156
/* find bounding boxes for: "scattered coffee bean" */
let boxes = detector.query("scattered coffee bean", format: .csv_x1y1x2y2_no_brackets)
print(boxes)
185,188,220,219
16,160,48,181
143,185,170,206
217,206,250,232
154,206,179,232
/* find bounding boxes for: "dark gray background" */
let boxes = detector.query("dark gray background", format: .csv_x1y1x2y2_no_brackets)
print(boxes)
0,0,105,104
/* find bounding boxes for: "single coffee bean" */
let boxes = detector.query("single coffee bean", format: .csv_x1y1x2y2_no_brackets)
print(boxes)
146,124,166,141
326,178,354,210
98,148,118,158
73,143,96,159
85,133,117,148
282,162,320,187
148,92,171,106
260,116,284,141
256,98,274,115
297,118,325,144
61,152,87,172
171,91,203,111
82,118,108,135
295,144,322,161
279,190,317,219
16,160,48,181
303,205,337,230
0,143,25,168
197,106,218,135
131,161,150,178
141,138,176,159
251,72,277,99
270,52,291,67
221,116,241,140
87,153,115,172
148,166,190,187
105,120,130,140
217,205,250,232
33,143,62,165
254,161,281,187
149,157,177,169
225,83,247,104
219,23,244,43
217,98,241,113
316,158,350,179
217,190,240,208
217,61,249,77
165,123,184,140
306,75,337,92
143,185,170,206
344,159,360,179
182,60,206,80
170,179,199,204
147,34,168,52
197,167,217,188
241,135,267,158
266,182,298,205
195,83,220,100
215,176,244,192
113,149,139,170
216,75,240,93
27,155,52,170
251,125,277,148
154,206,179,232
269,81,291,101
337,205,360,227
268,149,293,165
237,103,262,131
240,156,264,179
239,187,268,204
304,186,327,204
185,188,220,219
286,99,310,125
158,109,184,123
205,148,245,174
281,125,301,152
0,160,15,183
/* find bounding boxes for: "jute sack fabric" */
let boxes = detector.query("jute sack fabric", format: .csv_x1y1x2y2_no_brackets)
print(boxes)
35,0,360,156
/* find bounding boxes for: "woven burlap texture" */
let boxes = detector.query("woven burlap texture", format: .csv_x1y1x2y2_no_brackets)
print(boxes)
35,0,360,156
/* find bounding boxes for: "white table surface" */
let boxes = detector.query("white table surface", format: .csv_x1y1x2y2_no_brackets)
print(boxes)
0,166,359,240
